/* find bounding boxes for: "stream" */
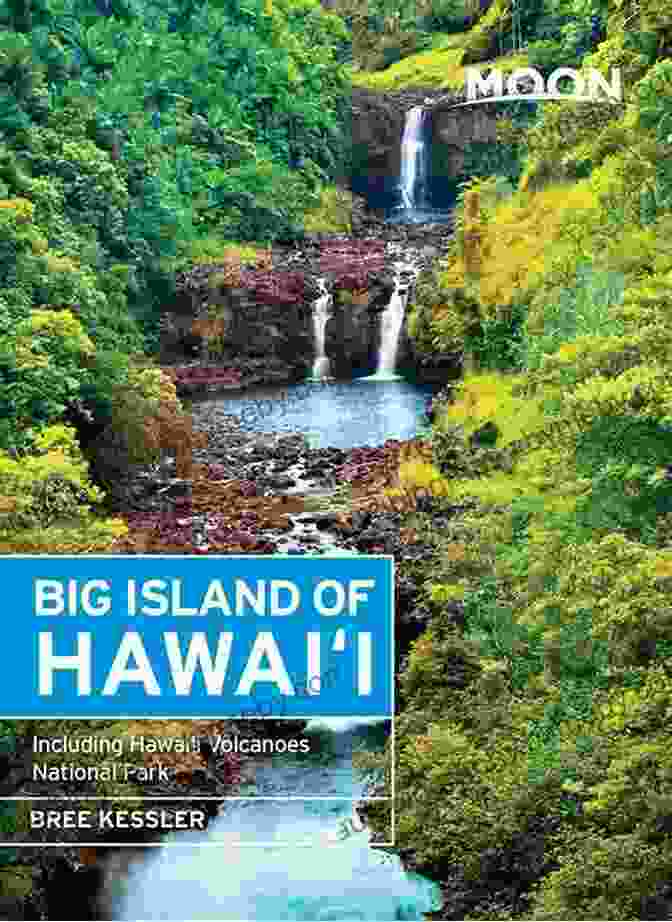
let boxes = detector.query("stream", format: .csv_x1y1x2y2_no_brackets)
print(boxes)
110,720,442,920
105,374,443,918
106,102,449,921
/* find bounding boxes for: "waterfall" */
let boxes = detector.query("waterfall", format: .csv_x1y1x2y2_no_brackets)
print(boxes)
310,278,332,380
398,107,428,211
359,246,422,382
375,271,407,377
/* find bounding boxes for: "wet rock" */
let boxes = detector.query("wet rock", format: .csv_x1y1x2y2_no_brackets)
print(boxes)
641,883,672,920
305,465,328,478
374,514,399,531
351,510,371,531
267,476,296,490
157,479,193,500
397,606,433,660
309,513,341,530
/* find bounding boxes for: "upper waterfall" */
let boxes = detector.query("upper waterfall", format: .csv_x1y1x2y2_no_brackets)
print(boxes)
398,107,429,211
388,104,454,224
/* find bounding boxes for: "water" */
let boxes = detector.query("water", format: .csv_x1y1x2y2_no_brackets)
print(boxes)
399,108,428,211
112,721,442,921
363,258,420,380
135,248,442,915
386,208,454,226
374,274,406,378
390,106,454,225
310,279,333,380
207,379,436,450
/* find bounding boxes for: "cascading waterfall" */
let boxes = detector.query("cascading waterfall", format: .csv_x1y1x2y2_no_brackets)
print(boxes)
398,107,428,211
361,248,420,382
310,278,333,380
110,719,442,921
375,270,408,377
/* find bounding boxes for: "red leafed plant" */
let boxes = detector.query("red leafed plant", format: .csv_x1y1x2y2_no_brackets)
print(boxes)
237,269,310,306
318,239,386,290
166,366,242,387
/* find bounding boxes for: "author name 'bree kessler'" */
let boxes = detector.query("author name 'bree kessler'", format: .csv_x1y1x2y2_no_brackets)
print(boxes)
31,809,207,830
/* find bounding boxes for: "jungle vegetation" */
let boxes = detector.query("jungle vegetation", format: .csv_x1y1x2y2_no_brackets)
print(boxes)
359,1,672,918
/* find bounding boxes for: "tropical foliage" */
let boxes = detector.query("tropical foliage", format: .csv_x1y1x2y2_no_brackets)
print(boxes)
0,0,352,515
360,2,672,918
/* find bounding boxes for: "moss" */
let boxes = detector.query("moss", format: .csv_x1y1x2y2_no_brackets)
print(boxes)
0,516,127,553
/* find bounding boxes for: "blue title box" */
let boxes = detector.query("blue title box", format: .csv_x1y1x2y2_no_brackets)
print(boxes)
0,555,394,718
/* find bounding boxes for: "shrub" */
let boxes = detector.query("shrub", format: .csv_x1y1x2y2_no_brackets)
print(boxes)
634,57,672,135
461,0,512,65
561,364,672,430
0,196,44,286
519,99,624,193
523,534,672,667
401,627,483,714
103,364,183,465
567,414,672,542
426,0,474,32
528,832,672,920
439,372,547,446
88,360,204,488
394,715,553,879
393,459,451,496
519,263,626,373
441,180,602,322
582,727,672,835
0,424,103,529
0,308,96,450
465,301,526,371
526,39,567,73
